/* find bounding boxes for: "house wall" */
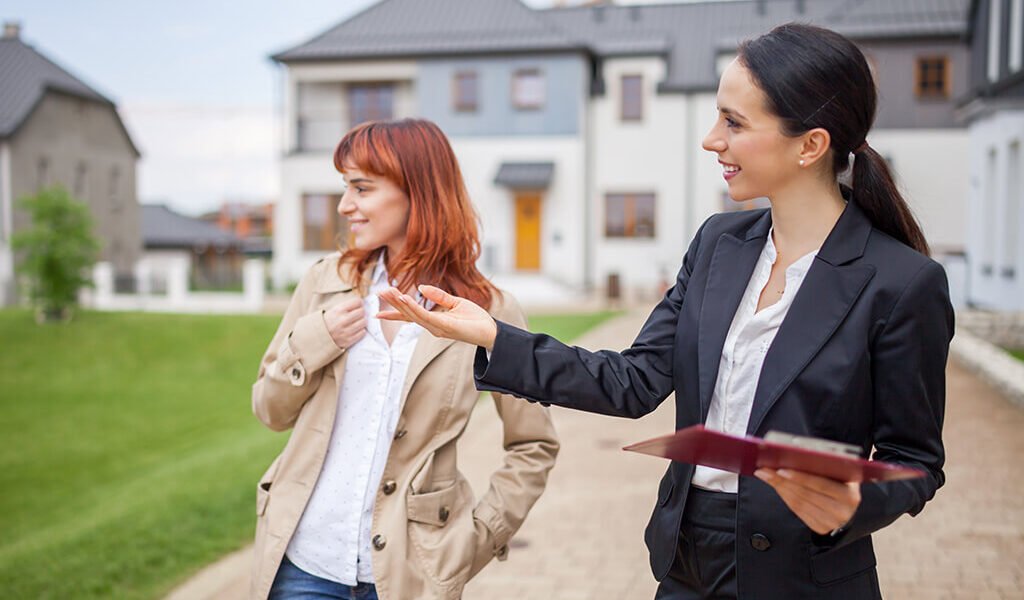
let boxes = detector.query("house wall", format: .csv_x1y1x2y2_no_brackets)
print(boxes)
8,92,141,280
417,53,587,136
863,40,971,129
966,109,1024,310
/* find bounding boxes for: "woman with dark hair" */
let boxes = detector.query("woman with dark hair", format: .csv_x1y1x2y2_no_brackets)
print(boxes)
380,23,953,600
249,118,559,600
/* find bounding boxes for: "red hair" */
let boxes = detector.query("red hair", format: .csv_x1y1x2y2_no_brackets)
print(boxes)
333,118,497,309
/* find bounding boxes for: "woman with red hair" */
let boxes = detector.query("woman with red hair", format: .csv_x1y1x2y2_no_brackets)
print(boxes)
249,118,559,600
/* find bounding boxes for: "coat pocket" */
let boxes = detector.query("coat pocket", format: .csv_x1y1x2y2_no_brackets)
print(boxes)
407,480,476,585
256,455,282,517
810,536,877,585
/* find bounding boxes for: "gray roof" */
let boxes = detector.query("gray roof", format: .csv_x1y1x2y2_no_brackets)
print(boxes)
494,161,555,189
141,204,242,249
275,0,970,92
272,0,584,62
545,0,971,92
0,36,106,137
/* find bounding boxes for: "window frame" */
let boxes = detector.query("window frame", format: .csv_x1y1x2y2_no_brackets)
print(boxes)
301,193,346,252
914,55,951,100
620,74,644,122
511,68,545,111
604,192,657,239
347,82,395,127
453,71,479,112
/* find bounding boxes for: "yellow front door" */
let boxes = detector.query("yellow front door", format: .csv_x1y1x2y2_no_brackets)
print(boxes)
514,193,541,271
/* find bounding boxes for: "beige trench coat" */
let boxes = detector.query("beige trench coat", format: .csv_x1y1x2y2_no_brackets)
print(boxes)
249,254,559,600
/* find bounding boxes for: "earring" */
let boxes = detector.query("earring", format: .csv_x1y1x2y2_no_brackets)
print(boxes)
799,159,806,166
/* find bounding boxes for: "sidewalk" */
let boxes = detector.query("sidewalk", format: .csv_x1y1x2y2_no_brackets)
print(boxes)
167,308,1024,600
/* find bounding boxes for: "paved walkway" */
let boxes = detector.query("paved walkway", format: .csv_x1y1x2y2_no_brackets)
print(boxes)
167,308,1024,600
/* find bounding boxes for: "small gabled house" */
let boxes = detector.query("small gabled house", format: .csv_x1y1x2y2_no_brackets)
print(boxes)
0,22,142,304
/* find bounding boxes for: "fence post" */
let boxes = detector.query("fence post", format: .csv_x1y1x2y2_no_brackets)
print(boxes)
243,259,265,312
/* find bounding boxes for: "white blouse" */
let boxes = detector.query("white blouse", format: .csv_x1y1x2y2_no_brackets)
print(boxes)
286,254,426,585
691,229,819,493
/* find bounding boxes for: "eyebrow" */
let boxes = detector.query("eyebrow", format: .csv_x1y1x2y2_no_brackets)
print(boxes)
718,106,748,122
345,177,374,185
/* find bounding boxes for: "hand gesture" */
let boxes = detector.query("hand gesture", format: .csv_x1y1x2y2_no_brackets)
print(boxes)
323,297,367,350
378,285,498,350
754,468,861,535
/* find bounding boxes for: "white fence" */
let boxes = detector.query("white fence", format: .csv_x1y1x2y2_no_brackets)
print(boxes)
82,257,266,314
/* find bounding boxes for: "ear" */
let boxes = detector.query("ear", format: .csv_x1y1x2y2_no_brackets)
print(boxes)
797,127,832,168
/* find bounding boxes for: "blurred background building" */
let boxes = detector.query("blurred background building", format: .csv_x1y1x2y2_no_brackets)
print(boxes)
961,0,1024,310
0,21,142,304
269,0,972,302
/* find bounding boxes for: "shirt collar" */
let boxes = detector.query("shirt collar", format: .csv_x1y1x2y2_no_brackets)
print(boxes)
369,251,436,311
765,227,819,279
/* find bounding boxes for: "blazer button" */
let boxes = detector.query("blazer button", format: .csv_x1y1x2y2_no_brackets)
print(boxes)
439,506,450,523
750,533,771,552
372,534,387,551
382,480,397,495
394,429,407,440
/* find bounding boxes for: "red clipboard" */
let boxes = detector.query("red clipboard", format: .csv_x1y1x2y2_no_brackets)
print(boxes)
622,425,925,483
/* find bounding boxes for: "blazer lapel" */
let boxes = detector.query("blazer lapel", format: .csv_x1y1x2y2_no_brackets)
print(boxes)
697,211,771,420
745,200,876,435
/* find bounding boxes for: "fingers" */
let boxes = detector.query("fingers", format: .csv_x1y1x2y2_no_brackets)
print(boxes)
755,468,859,534
418,284,458,309
378,288,447,335
376,309,411,322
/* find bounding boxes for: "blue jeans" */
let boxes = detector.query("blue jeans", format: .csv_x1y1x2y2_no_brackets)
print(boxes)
269,555,379,600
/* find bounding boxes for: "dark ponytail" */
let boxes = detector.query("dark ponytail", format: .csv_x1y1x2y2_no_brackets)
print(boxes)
738,23,930,256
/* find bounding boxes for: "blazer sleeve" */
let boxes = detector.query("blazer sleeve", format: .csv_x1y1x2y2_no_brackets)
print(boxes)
833,259,954,547
251,263,346,432
473,218,711,419
471,294,560,568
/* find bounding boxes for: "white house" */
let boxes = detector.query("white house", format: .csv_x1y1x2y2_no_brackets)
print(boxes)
271,0,972,301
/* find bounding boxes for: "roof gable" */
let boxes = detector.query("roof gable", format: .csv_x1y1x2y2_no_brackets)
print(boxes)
272,0,582,62
0,37,111,138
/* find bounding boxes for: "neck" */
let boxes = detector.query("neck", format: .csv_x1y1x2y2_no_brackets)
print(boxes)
767,179,846,258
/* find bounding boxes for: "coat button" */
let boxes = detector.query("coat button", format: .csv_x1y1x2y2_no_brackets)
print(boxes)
382,480,397,495
439,506,450,523
290,368,301,379
750,533,771,552
394,429,407,440
372,534,386,551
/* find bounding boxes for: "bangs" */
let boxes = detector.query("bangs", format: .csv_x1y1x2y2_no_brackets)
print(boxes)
333,122,405,188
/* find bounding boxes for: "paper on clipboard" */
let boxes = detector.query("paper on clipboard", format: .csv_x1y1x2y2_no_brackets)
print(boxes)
622,425,925,483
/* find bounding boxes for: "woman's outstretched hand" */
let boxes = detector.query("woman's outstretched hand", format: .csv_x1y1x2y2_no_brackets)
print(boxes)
378,285,498,351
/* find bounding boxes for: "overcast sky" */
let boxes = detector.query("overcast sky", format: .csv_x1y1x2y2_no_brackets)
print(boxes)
2,0,698,215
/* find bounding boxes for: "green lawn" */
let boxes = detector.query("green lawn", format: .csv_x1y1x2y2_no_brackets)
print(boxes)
1011,349,1024,362
0,308,618,600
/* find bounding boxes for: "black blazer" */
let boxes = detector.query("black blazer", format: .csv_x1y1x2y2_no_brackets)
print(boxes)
474,201,953,599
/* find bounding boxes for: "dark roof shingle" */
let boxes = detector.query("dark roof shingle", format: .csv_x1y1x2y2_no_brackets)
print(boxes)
141,204,242,249
0,36,111,138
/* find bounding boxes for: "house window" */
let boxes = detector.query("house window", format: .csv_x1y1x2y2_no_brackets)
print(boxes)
621,74,643,121
1011,0,1023,73
74,162,87,198
109,166,122,213
1004,141,1020,279
302,193,346,251
348,83,394,127
453,71,478,112
36,157,49,191
915,57,950,99
512,69,545,110
605,193,656,238
296,81,345,152
989,0,1003,82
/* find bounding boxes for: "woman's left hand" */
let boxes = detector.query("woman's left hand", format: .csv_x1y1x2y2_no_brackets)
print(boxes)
754,468,860,535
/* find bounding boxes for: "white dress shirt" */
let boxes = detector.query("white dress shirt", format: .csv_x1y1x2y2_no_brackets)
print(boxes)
286,253,427,585
691,229,819,493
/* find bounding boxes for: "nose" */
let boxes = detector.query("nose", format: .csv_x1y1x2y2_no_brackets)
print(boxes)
702,121,726,154
338,189,355,216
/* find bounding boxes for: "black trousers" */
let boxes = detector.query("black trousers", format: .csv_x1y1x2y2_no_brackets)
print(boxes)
655,487,738,600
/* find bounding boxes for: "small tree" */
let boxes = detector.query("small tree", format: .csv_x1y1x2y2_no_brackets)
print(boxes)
12,186,100,322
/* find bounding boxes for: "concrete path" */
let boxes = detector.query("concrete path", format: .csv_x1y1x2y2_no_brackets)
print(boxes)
167,307,1024,600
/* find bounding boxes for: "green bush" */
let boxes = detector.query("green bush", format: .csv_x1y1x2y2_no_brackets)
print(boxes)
12,186,100,322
